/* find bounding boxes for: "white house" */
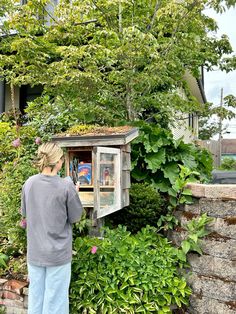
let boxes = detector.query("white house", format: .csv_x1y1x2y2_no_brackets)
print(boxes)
171,69,207,143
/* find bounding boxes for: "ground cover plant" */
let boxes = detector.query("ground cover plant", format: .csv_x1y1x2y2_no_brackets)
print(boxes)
70,226,192,314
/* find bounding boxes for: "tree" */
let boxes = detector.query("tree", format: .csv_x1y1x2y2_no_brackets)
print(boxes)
0,0,236,133
199,94,236,140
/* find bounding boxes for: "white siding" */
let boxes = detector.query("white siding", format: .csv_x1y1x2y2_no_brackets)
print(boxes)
171,87,199,143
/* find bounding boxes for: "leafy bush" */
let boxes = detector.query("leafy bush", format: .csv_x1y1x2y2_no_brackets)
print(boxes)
0,306,6,314
219,157,236,170
0,157,37,251
0,122,18,170
0,123,38,252
108,183,166,233
131,122,213,196
70,226,191,314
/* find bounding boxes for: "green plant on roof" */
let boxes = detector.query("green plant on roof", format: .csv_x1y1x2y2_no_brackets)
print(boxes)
65,124,97,135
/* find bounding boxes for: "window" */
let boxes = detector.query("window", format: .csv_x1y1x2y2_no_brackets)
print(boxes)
188,113,194,129
19,85,43,113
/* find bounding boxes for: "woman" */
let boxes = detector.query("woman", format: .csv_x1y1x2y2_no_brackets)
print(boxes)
21,142,83,314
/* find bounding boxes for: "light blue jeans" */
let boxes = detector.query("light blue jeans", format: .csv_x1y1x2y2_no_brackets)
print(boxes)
27,262,71,314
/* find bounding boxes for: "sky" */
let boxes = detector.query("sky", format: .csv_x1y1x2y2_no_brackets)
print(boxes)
204,6,236,139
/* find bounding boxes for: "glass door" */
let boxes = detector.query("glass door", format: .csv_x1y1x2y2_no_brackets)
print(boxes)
94,147,121,218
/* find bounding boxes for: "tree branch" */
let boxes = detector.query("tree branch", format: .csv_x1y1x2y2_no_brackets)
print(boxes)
147,0,160,31
91,0,113,29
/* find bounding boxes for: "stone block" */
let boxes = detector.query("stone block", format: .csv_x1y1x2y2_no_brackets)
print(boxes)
200,238,236,260
168,230,187,247
208,217,236,240
189,295,236,314
3,280,28,296
1,291,23,302
0,279,8,288
177,215,236,240
199,199,236,218
187,272,236,302
6,307,27,314
187,254,236,281
184,201,201,215
22,288,28,296
186,183,206,198
204,184,236,200
23,295,28,309
187,183,236,200
0,299,24,308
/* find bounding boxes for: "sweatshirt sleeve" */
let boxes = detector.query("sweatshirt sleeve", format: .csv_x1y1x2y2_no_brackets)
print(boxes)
21,184,26,217
66,181,83,224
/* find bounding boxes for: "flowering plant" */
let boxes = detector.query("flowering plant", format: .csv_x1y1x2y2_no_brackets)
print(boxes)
70,226,191,313
90,246,97,254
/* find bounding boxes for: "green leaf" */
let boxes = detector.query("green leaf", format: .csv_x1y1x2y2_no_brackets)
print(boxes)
162,163,179,184
188,234,198,243
131,167,148,181
190,241,202,255
168,188,177,197
144,149,166,172
181,240,191,254
181,188,192,196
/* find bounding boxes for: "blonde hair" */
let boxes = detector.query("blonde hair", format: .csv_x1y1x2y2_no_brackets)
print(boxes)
35,142,64,172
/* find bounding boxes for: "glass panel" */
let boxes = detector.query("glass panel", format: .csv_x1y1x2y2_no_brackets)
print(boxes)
99,153,115,186
96,146,121,219
99,153,116,209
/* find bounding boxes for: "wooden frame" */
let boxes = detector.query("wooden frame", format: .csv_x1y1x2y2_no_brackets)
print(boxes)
94,147,121,218
52,127,138,225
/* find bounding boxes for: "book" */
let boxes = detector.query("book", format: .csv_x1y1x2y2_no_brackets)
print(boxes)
78,163,92,185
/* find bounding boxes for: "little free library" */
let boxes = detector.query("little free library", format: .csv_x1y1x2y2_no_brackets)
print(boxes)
52,126,138,233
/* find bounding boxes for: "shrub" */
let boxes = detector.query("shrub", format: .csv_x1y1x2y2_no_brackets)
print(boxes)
220,157,236,170
70,226,191,313
108,183,166,233
0,157,37,252
131,123,213,194
0,122,18,171
0,123,38,252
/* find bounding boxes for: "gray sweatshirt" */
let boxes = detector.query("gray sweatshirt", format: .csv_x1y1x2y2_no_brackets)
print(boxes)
21,174,83,267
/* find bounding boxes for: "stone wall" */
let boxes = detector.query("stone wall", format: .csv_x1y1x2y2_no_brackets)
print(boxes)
0,279,28,314
170,184,236,314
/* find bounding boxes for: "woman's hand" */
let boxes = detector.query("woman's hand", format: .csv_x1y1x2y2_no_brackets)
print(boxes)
75,181,80,192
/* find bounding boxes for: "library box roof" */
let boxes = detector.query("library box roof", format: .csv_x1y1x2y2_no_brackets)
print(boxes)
52,126,139,147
